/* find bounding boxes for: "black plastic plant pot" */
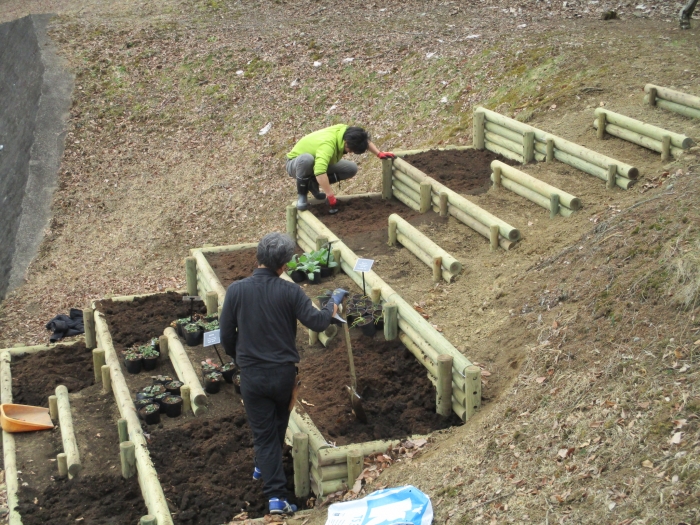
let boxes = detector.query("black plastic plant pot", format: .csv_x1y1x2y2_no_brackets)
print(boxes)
358,316,376,337
175,321,188,337
153,375,174,385
290,270,306,283
163,395,183,418
139,404,161,425
134,397,154,410
165,380,183,395
185,329,202,347
201,364,221,380
221,365,237,383
153,393,168,413
318,290,333,308
319,267,333,278
125,356,143,374
373,313,384,331
142,355,159,371
204,373,223,394
307,271,322,284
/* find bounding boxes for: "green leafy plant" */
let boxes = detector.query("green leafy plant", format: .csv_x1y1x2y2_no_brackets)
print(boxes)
206,372,223,381
310,248,338,268
141,404,158,414
202,362,220,374
150,337,159,348
200,320,219,331
299,259,320,280
163,395,181,404
184,323,200,333
221,362,237,372
125,347,142,360
140,346,160,358
142,384,165,396
286,254,303,273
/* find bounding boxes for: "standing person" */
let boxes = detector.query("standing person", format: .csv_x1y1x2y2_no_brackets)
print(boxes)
286,124,395,213
219,232,347,515
680,0,697,28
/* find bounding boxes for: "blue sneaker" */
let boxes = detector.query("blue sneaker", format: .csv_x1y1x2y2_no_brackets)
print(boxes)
253,466,262,481
269,498,297,515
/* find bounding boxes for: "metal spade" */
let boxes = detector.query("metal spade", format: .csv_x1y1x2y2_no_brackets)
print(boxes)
342,320,367,423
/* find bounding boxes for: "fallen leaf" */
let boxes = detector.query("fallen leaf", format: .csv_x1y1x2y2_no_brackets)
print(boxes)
642,460,654,468
670,432,682,445
673,419,687,429
536,376,546,384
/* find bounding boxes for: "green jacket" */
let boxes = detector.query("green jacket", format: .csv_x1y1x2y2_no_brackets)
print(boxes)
286,124,348,176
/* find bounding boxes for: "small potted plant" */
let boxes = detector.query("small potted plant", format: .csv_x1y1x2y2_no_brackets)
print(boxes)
183,323,202,346
373,308,384,330
204,371,224,394
140,345,160,371
300,258,321,283
286,255,307,283
139,403,161,425
354,315,376,337
162,395,183,417
124,348,143,374
142,384,167,397
311,248,338,278
201,361,221,379
134,395,154,410
173,318,190,337
153,392,169,413
150,337,160,351
153,375,174,385
165,380,183,395
221,362,237,383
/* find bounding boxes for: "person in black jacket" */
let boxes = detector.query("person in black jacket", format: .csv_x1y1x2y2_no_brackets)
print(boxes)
220,232,347,515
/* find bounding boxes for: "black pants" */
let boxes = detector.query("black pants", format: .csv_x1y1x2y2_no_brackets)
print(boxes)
240,364,296,499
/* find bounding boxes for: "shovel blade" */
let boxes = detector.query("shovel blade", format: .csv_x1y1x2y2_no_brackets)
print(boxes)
346,386,368,424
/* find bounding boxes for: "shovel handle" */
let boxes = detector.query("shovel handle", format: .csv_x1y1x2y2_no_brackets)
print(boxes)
343,322,358,391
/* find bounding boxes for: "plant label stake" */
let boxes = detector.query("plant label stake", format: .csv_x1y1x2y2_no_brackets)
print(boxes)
323,240,338,267
353,258,374,296
182,295,201,322
203,329,226,365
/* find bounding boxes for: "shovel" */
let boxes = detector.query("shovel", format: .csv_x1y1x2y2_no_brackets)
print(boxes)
342,321,368,423
0,404,54,433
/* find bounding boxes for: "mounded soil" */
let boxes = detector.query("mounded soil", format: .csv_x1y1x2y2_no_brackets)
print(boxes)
17,474,146,525
403,149,519,195
206,249,259,287
10,342,94,407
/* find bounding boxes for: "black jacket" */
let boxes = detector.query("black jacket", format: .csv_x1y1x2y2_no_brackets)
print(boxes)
219,267,333,368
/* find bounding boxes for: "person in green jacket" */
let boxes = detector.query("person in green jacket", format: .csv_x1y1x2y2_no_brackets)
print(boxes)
286,124,395,213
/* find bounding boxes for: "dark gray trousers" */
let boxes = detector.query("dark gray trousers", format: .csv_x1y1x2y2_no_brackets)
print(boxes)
681,0,698,19
240,363,297,499
286,153,358,183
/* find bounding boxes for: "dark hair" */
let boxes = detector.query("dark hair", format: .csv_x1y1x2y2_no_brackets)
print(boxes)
257,233,296,270
343,126,370,154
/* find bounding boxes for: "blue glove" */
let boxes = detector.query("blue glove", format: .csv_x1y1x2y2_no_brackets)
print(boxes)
329,288,349,306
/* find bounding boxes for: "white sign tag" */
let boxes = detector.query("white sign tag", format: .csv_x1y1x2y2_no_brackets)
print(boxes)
353,258,374,273
203,329,221,347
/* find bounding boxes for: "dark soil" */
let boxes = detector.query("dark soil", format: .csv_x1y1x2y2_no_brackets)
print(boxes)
149,415,299,524
17,474,147,525
206,249,259,288
403,149,519,195
96,291,207,350
297,330,462,445
10,342,94,407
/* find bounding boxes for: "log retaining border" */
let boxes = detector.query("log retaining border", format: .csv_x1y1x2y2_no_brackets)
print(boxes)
644,84,700,120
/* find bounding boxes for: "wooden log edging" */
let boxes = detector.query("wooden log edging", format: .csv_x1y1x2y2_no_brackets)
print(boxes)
164,328,208,415
474,107,638,188
294,209,477,423
393,156,521,243
393,145,473,157
388,214,462,282
490,160,580,217
1,352,22,525
93,309,174,525
55,385,82,477
644,84,700,120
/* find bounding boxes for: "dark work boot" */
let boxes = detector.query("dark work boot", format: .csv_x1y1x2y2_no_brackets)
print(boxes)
296,178,309,211
307,177,326,200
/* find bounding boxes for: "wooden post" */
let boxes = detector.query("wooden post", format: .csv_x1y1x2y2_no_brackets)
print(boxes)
647,86,657,107
383,303,398,341
370,288,381,305
120,441,137,479
83,308,96,349
140,517,157,525
607,164,616,190
101,365,111,394
180,385,191,415
465,365,482,419
117,418,128,443
49,395,58,420
473,111,485,150
661,134,671,162
432,256,442,283
382,159,394,200
489,225,499,252
92,348,106,384
546,138,554,162
596,113,606,140
164,328,208,413
205,290,218,317
523,131,535,163
293,432,310,498
286,205,298,238
347,449,363,486
436,355,454,417
388,218,398,247
492,166,502,188
438,192,448,217
56,385,81,477
185,256,197,297
57,453,68,477
419,182,432,213
315,236,328,253
331,248,341,275
549,194,560,219
158,335,169,360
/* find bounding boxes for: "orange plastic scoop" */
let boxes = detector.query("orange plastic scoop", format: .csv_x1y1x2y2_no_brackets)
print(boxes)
0,404,54,433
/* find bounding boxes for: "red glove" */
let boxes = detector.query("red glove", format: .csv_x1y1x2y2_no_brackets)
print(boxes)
327,195,337,206
378,152,396,160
